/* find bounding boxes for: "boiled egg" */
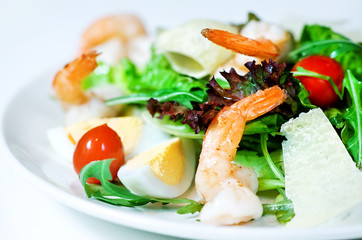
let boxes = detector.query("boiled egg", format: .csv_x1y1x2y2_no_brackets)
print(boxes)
118,136,196,198
65,116,143,155
47,116,143,162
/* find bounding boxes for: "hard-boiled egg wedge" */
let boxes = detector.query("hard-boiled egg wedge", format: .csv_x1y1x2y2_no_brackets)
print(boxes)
65,116,143,155
118,137,196,198
47,126,75,162
47,116,143,162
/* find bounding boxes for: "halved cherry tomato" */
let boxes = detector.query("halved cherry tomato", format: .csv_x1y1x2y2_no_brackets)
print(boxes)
73,124,125,184
292,55,344,108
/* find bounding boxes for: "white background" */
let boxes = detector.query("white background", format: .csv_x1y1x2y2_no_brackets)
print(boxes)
0,0,361,239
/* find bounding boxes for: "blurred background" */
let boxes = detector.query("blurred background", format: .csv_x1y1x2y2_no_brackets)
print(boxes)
0,0,361,239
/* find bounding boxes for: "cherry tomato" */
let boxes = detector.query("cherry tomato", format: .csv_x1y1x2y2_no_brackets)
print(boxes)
292,55,344,108
73,124,125,184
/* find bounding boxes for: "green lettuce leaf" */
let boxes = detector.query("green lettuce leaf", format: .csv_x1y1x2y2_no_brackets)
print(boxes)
82,49,208,96
79,159,203,214
120,51,208,93
244,114,286,135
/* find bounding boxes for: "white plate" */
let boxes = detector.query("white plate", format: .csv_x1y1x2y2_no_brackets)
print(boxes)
2,69,362,240
2,4,362,237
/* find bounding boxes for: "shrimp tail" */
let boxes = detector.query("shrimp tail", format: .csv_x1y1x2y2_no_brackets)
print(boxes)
232,85,288,121
201,28,280,59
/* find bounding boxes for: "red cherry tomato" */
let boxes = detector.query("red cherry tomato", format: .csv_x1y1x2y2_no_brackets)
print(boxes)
292,55,344,108
73,124,125,184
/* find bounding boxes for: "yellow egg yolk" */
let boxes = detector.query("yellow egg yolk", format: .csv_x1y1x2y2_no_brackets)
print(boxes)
126,138,185,185
65,116,143,155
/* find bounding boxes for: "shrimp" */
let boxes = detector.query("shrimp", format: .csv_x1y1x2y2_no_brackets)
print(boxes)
52,51,99,107
195,86,287,225
53,14,147,110
201,28,280,59
79,14,147,55
204,20,294,76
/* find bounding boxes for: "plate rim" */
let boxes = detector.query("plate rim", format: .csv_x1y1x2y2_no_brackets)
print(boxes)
2,73,362,240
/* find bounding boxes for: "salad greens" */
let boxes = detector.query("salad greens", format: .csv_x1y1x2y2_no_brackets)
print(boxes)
287,24,362,168
80,159,203,214
341,71,362,168
78,21,362,224
84,48,209,106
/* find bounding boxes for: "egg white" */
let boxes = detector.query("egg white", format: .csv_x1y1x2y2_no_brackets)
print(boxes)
118,124,196,198
47,120,197,199
46,126,75,163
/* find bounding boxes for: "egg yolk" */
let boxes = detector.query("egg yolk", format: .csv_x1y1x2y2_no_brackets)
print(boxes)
126,138,185,185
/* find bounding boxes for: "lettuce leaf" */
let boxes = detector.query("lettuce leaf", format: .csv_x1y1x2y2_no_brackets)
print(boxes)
120,51,208,93
148,60,313,134
82,49,208,95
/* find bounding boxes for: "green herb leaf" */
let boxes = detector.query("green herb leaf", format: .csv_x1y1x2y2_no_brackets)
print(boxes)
79,159,203,214
177,202,204,214
258,179,285,191
341,71,362,168
106,89,206,109
121,50,208,93
324,108,346,129
260,134,285,183
287,24,362,81
234,150,283,180
292,66,343,99
142,111,204,139
244,114,286,135
263,199,295,225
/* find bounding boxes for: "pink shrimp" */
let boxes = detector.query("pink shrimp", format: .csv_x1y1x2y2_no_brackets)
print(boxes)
53,14,147,108
201,28,280,59
195,86,287,224
79,14,146,54
52,51,99,107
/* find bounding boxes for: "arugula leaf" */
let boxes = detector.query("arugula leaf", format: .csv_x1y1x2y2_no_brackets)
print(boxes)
292,66,343,99
260,134,285,183
263,199,295,224
341,71,362,168
106,89,206,109
79,159,203,213
177,202,204,214
287,24,362,80
258,179,285,191
324,108,346,129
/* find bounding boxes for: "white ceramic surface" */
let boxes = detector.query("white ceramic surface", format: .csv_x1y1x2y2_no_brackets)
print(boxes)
2,72,362,240
2,1,362,239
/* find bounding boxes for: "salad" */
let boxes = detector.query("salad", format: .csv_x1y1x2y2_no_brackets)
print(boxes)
48,13,362,227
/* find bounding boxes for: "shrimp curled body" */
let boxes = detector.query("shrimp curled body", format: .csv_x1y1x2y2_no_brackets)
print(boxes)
53,51,99,107
79,14,147,55
53,14,147,110
195,86,287,225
